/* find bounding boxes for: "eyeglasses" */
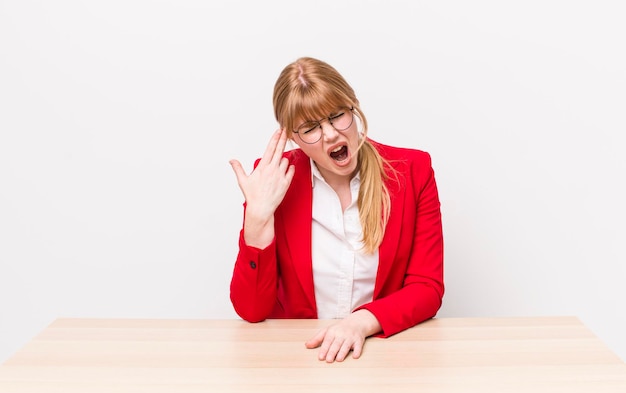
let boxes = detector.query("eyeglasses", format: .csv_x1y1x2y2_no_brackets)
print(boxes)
293,107,354,144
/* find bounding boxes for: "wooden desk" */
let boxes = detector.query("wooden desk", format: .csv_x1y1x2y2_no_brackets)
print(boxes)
1,316,625,392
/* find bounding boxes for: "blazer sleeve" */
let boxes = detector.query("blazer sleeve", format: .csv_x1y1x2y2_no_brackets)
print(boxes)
229,229,278,322
356,151,444,337
229,158,280,323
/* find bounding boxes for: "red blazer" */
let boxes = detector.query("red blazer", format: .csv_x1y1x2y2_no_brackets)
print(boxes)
230,139,444,337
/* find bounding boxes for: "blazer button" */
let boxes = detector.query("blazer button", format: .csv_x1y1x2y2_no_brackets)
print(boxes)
249,261,257,269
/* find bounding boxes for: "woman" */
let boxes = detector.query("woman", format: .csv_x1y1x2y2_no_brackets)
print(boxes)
229,57,444,363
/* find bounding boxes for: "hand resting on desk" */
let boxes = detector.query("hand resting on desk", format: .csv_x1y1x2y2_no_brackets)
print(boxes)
305,309,382,363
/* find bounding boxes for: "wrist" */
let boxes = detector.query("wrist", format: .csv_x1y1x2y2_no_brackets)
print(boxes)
243,210,275,249
352,309,382,337
244,204,274,224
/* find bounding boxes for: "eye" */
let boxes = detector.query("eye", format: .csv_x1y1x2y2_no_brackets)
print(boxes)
329,111,346,121
298,122,319,134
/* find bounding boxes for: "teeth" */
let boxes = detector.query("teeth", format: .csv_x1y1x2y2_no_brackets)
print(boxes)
331,146,343,153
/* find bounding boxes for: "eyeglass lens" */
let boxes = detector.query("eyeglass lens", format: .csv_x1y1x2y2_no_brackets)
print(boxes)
295,108,354,144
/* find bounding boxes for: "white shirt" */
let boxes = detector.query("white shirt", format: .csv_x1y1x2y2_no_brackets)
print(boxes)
310,159,379,319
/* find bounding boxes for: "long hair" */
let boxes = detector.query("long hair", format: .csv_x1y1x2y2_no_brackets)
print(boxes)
273,57,391,254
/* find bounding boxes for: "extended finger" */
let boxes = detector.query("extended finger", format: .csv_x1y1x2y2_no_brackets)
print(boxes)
317,334,335,361
229,159,248,185
351,339,364,359
335,340,354,362
271,128,289,164
325,338,345,363
305,328,326,349
260,129,282,165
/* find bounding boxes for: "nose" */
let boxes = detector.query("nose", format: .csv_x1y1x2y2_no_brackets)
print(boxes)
320,120,339,141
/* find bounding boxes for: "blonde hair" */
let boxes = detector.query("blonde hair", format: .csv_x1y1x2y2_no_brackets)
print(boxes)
273,57,391,254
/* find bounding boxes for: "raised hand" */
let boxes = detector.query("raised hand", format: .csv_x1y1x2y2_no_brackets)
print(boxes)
229,129,295,248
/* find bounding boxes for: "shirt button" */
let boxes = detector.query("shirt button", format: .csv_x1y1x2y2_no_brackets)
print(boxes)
249,261,257,269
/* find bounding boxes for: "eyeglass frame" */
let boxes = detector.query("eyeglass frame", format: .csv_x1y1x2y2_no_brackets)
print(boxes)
292,106,355,144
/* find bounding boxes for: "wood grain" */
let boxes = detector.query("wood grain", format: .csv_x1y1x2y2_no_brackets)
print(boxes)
1,316,625,392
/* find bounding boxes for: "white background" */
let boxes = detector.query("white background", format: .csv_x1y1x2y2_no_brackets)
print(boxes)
1,0,625,363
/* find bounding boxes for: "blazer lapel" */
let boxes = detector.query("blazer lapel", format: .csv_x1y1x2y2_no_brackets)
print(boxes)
277,150,316,311
375,159,407,298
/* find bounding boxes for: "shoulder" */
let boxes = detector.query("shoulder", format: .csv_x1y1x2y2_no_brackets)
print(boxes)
283,147,312,185
367,139,437,195
368,139,433,166
283,147,309,165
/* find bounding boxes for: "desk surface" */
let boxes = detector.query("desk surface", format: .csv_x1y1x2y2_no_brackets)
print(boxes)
1,316,625,392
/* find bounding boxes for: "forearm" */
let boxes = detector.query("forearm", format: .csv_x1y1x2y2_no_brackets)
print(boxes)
357,282,443,337
243,206,275,249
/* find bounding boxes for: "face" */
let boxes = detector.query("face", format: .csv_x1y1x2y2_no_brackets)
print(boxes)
291,107,361,185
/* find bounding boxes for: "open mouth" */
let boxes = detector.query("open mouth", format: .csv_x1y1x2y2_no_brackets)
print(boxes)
329,145,349,161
